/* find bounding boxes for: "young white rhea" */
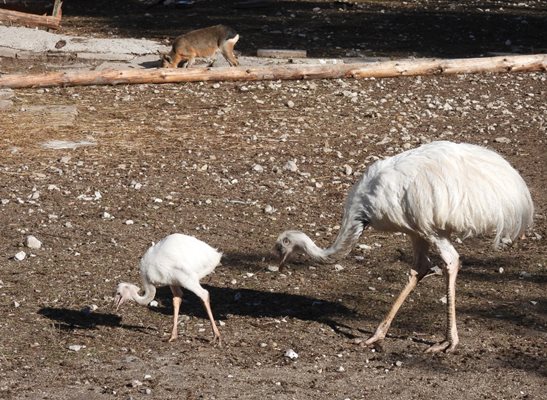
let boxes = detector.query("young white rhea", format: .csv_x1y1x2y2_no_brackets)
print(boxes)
275,141,534,353
114,233,222,344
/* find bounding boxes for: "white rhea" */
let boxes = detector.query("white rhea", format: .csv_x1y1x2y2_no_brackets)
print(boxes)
275,141,534,353
114,233,223,344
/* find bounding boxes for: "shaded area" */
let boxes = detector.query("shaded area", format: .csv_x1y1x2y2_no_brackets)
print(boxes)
154,284,357,327
38,307,156,333
61,0,547,58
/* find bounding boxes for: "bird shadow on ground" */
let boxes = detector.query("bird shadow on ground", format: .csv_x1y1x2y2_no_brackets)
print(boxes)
151,284,359,339
37,307,156,334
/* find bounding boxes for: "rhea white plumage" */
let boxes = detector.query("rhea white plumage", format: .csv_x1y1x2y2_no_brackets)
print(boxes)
275,141,534,353
114,233,223,344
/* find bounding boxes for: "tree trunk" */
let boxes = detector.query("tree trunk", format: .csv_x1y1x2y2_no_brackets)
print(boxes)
0,7,61,30
0,54,545,89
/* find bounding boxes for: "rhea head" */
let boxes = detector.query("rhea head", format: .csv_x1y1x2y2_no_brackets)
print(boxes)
274,230,310,268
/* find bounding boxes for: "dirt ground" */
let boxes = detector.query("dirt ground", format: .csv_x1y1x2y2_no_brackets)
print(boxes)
0,1,546,399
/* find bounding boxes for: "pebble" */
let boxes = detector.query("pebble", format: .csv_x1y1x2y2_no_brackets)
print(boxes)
267,265,279,272
102,212,113,219
343,165,353,175
252,164,264,173
494,137,511,144
286,100,295,108
264,205,275,214
148,300,159,307
25,235,42,249
284,349,299,360
395,361,403,367
14,251,26,261
68,344,85,352
284,160,298,172
125,220,134,225
334,264,344,271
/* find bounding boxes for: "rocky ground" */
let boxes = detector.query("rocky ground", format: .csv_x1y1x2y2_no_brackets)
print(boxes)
0,1,546,399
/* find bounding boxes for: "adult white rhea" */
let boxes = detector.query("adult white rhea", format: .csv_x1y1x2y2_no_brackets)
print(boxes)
275,141,534,353
114,233,222,344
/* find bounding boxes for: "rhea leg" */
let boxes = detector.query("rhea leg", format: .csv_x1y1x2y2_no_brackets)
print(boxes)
426,238,460,353
169,286,183,342
186,280,222,346
365,236,432,345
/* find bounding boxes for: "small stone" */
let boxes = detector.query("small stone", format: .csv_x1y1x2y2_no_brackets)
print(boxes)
102,212,112,219
343,165,353,175
1,199,9,205
494,137,511,144
395,361,403,367
439,295,447,304
143,374,152,381
267,265,279,272
13,300,20,308
68,344,85,352
144,388,152,395
212,83,220,89
252,164,264,173
284,160,298,172
334,264,344,271
337,366,345,372
284,349,298,360
498,267,504,274
286,100,295,108
14,251,26,261
519,271,532,279
125,220,134,225
264,205,275,214
149,300,159,307
530,300,537,306
131,380,143,388
25,235,42,249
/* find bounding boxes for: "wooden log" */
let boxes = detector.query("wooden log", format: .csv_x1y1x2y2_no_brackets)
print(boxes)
0,54,545,89
257,49,307,58
0,7,61,30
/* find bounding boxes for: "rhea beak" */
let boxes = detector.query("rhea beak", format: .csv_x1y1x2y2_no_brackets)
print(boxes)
113,294,124,311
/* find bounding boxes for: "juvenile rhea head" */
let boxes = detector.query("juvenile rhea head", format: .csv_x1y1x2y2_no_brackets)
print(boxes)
113,282,139,310
275,230,309,267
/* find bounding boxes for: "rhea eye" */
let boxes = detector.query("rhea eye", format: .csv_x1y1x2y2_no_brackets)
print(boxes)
283,238,290,245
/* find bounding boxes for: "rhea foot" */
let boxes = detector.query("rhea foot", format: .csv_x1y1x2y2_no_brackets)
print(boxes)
425,340,457,353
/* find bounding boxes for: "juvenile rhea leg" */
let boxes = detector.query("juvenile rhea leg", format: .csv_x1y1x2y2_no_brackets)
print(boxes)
426,238,460,353
169,286,184,342
366,237,432,345
186,280,222,346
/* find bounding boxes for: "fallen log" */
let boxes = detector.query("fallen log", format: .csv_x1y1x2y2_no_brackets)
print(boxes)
0,5,62,30
0,54,545,89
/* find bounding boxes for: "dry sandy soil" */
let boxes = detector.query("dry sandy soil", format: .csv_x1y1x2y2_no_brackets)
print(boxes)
0,1,546,399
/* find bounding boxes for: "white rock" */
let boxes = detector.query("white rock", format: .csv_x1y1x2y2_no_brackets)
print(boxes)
284,160,298,172
343,165,353,175
125,219,134,225
48,184,60,191
68,344,85,351
286,100,295,108
25,235,42,249
14,251,26,261
13,300,20,308
439,295,447,304
143,374,153,381
267,265,279,272
264,205,275,214
334,264,344,271
102,212,112,219
131,380,143,388
252,164,264,173
1,199,9,205
149,300,159,307
498,267,504,274
284,349,299,360
395,361,403,367
494,136,511,144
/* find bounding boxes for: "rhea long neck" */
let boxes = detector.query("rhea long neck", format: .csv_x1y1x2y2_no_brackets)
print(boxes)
297,216,365,263
132,279,157,306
